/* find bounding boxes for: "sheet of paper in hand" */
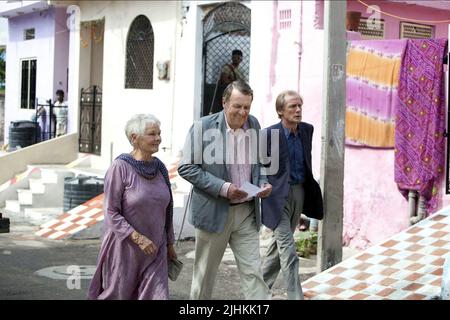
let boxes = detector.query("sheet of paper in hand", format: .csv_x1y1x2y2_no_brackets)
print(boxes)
240,181,264,198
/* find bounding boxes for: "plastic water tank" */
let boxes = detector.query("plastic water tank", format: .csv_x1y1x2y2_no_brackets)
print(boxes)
63,175,104,212
8,121,39,151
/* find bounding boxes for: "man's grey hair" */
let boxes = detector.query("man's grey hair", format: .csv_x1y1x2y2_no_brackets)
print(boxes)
124,114,161,145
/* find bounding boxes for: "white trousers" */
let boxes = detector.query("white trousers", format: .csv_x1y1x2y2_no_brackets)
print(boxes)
190,202,271,300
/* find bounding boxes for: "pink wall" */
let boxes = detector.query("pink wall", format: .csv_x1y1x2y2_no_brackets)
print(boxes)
348,0,450,39
300,1,450,249
316,0,450,39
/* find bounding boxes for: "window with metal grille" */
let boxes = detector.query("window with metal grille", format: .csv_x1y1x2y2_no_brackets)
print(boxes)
20,59,37,109
358,18,385,40
125,15,154,89
279,9,291,30
24,28,35,40
400,22,434,39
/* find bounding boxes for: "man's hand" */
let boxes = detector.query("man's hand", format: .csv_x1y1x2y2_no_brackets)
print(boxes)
227,184,248,201
130,231,158,255
257,183,272,199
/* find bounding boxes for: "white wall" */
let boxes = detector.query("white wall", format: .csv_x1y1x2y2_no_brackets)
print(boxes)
171,3,203,155
53,7,70,99
0,132,78,184
74,1,180,170
0,17,7,45
67,4,81,136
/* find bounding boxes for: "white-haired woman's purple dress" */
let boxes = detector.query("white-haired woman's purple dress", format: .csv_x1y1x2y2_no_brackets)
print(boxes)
87,159,174,300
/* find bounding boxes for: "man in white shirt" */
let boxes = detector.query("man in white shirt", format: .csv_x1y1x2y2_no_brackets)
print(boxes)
53,89,68,137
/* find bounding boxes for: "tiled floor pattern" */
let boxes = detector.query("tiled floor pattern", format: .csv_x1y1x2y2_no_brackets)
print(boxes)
35,194,104,240
302,209,450,300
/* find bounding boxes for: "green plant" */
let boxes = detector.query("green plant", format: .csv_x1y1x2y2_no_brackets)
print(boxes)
295,231,318,258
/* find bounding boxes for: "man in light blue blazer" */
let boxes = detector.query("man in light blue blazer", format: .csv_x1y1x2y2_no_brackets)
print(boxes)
178,80,273,300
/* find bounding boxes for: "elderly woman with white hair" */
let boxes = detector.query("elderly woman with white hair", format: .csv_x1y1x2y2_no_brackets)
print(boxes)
88,114,177,300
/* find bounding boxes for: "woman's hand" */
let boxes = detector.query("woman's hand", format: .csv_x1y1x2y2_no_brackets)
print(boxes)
130,231,158,255
167,244,177,261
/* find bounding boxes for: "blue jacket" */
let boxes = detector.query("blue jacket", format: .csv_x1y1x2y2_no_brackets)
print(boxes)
261,121,323,230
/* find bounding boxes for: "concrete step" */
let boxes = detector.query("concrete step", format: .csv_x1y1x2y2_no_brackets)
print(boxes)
27,165,76,183
5,199,21,213
15,169,75,208
29,178,45,194
40,168,58,184
24,207,63,226
22,183,66,208
1,205,33,224
0,168,41,207
17,189,33,205
70,167,106,178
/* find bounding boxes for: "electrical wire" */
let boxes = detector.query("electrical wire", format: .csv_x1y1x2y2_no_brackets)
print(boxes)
357,0,450,24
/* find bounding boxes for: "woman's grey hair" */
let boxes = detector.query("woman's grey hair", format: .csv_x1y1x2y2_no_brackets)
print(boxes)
124,114,161,145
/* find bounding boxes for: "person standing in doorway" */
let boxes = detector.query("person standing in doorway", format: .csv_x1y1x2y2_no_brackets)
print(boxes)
53,89,68,137
219,49,245,86
210,49,245,115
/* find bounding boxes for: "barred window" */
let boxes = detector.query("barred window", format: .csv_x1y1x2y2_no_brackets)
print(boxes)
20,59,37,109
125,15,154,89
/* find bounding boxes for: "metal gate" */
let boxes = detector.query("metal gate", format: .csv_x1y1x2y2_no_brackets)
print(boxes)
79,86,102,155
202,2,251,116
36,99,55,141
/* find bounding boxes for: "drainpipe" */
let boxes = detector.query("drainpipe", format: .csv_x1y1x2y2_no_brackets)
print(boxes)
110,142,113,165
295,1,303,94
441,254,450,300
408,190,417,225
409,190,426,225
411,195,426,224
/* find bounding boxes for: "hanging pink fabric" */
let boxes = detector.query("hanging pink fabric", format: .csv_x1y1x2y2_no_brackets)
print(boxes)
346,40,407,148
394,39,447,212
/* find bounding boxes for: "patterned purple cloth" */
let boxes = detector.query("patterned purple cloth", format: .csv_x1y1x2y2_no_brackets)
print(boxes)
394,39,447,211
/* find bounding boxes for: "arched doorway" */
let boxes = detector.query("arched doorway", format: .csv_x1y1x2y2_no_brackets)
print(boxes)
202,2,251,116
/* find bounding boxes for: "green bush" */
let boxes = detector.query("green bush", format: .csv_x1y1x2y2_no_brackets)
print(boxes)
295,232,318,258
